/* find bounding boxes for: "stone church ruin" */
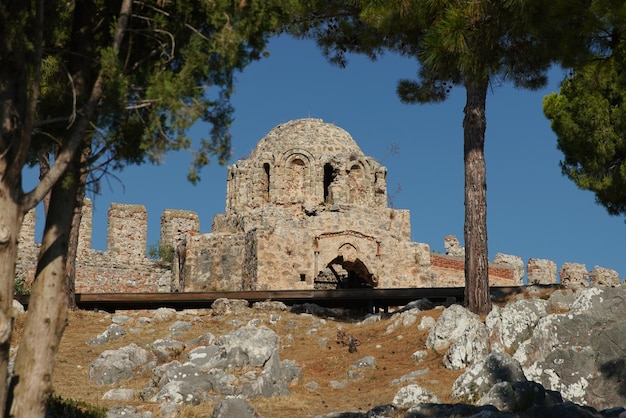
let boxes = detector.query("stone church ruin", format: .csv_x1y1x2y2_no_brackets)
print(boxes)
17,119,622,293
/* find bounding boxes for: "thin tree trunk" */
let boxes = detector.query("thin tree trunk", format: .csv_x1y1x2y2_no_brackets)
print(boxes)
65,145,90,310
63,0,96,311
8,168,75,417
463,80,492,315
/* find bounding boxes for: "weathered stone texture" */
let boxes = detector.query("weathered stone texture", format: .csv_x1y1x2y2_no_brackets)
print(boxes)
161,209,199,247
107,203,147,260
78,198,93,254
527,258,557,285
589,265,619,287
560,262,589,288
493,253,524,285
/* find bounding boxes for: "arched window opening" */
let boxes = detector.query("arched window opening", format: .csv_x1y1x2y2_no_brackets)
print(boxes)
323,163,336,203
263,163,270,202
286,157,307,201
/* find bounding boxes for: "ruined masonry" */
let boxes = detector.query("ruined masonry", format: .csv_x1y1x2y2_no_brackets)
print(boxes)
17,119,622,293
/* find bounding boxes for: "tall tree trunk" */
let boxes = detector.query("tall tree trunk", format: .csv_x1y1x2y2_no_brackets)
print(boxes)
463,80,492,315
64,145,90,310
8,2,132,415
9,162,78,417
0,193,23,418
63,0,96,311
0,2,34,410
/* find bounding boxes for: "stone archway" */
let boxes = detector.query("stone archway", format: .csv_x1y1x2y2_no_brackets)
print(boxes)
315,244,376,289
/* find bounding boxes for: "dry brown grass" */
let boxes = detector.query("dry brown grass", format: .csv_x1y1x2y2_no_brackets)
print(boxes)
10,304,467,418
10,287,565,417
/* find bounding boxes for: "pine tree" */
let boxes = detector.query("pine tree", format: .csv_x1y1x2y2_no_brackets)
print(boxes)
295,0,591,314
544,2,626,217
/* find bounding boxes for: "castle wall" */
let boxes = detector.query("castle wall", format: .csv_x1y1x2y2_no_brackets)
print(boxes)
17,201,200,293
182,233,247,292
14,119,623,295
16,200,623,293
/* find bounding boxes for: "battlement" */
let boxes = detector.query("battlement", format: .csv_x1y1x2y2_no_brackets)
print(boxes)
17,199,201,293
16,199,623,293
19,199,200,260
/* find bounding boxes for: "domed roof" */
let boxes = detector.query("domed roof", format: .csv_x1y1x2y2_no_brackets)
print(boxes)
248,118,364,161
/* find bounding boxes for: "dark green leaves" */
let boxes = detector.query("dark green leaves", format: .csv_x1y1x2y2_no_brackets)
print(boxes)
544,58,626,216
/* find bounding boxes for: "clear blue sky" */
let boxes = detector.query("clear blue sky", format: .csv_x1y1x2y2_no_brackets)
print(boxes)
27,35,626,282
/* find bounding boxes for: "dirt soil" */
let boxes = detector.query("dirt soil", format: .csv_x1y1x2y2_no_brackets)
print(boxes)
11,292,540,418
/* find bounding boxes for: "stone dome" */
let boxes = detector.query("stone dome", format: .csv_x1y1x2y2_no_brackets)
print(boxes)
248,118,365,161
224,118,387,216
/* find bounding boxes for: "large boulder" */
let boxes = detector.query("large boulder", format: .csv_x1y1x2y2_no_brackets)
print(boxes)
89,343,157,385
240,350,300,398
478,380,563,412
211,298,250,316
486,298,547,352
426,304,489,370
211,396,262,418
451,352,527,402
514,286,626,409
392,384,441,408
215,325,280,368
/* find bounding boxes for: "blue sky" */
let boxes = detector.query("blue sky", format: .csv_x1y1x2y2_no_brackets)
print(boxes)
27,35,626,282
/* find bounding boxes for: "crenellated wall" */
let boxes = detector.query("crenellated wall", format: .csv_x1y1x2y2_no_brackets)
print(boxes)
17,200,200,293
15,200,623,293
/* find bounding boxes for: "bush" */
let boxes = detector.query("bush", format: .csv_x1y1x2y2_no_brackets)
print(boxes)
147,241,175,264
14,273,31,296
46,395,107,418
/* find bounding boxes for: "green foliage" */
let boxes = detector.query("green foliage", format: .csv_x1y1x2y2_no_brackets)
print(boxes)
45,395,107,418
31,0,299,185
148,242,175,264
544,58,626,216
542,1,626,217
14,273,31,296
294,1,586,100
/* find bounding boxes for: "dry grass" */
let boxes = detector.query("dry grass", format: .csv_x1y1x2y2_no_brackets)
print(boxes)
11,305,465,418
11,287,561,417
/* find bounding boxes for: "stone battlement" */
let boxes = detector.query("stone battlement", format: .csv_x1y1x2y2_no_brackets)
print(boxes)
17,200,200,293
16,200,622,293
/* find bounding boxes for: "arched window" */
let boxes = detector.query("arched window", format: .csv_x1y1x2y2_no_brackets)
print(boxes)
287,157,306,201
348,163,365,203
262,163,270,203
323,163,336,203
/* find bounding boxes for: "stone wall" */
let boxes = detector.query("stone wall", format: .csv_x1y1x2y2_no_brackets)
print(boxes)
17,200,196,293
16,202,623,293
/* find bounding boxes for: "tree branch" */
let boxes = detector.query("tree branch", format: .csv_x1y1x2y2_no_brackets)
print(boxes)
8,0,44,184
21,0,133,212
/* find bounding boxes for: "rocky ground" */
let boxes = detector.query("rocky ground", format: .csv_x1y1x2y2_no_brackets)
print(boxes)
10,285,626,418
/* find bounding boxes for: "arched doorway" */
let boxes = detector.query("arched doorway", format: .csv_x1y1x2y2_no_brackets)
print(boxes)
314,256,376,290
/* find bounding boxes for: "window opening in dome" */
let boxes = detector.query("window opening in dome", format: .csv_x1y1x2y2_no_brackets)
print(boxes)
263,163,270,203
323,163,336,204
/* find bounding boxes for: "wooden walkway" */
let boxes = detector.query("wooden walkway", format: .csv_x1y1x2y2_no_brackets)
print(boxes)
15,286,526,312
